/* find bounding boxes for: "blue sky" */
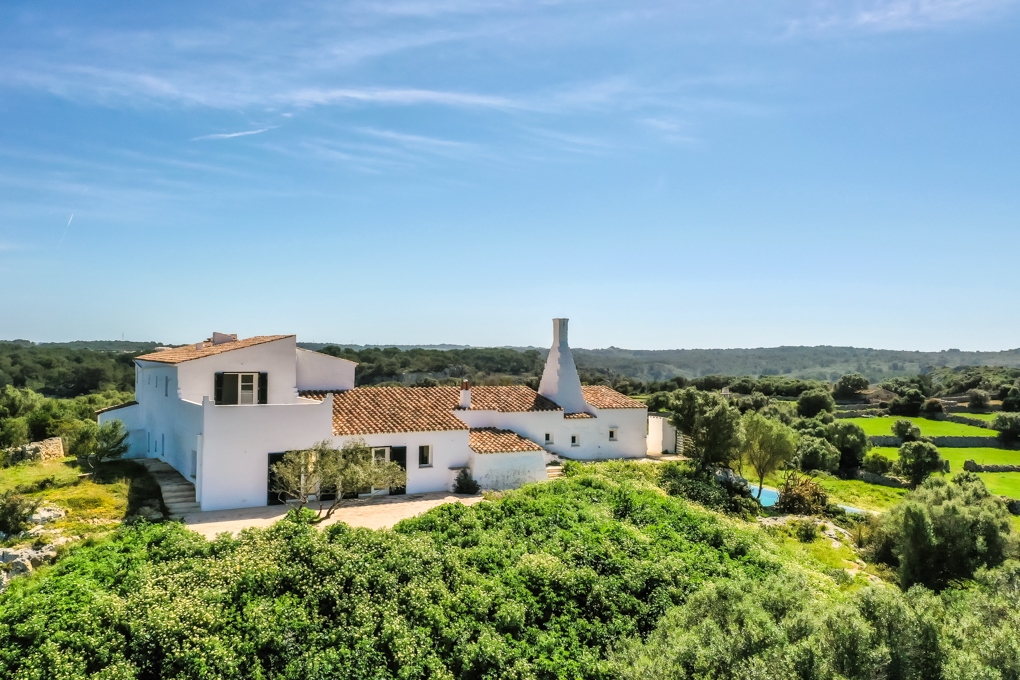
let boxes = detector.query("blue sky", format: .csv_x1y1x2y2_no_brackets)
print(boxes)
1,0,1018,351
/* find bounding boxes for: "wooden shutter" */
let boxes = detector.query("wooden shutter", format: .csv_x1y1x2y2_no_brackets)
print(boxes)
214,373,224,404
221,374,239,405
258,373,268,404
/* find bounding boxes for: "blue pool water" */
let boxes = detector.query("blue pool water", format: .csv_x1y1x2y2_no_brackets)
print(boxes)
754,486,866,514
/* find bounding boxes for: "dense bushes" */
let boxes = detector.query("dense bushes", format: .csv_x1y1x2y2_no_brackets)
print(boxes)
865,473,1016,590
967,388,991,411
827,420,870,470
796,388,835,418
888,389,925,417
994,412,1020,445
610,570,1020,680
832,372,869,399
0,472,780,679
796,436,840,473
0,491,39,535
891,418,921,442
894,441,947,487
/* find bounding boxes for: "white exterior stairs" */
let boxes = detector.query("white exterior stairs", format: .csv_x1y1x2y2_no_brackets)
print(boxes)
135,458,201,516
545,465,564,481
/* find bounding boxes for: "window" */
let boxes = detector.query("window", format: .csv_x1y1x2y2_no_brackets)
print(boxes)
372,447,389,465
609,429,618,441
418,445,432,467
161,433,165,456
165,376,169,397
544,433,553,445
570,434,579,447
215,372,268,405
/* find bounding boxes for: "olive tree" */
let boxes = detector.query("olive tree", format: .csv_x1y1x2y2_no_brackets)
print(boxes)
895,441,948,487
668,387,744,474
827,420,870,470
891,419,921,442
833,373,869,399
740,411,796,498
797,388,835,418
270,439,406,520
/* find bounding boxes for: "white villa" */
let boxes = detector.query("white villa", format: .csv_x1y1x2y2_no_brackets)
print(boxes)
98,319,649,512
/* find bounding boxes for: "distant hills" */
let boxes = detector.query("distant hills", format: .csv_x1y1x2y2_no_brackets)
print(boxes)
7,340,1020,384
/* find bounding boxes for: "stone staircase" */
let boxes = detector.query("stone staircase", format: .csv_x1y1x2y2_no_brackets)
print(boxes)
135,459,201,517
545,465,564,481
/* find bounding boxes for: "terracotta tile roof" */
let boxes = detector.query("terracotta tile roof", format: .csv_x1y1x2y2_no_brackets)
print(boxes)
581,385,647,409
300,384,568,436
564,412,595,419
95,401,138,415
467,386,562,412
301,387,469,436
135,335,293,364
469,428,545,454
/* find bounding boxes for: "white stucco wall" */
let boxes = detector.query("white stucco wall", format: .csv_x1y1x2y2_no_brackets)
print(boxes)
468,450,547,490
331,429,471,494
199,395,335,511
647,414,676,454
296,348,356,391
174,336,301,405
452,405,646,461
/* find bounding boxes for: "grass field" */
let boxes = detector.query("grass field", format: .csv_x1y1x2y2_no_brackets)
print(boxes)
762,471,907,512
956,412,999,422
845,416,995,438
872,446,1020,499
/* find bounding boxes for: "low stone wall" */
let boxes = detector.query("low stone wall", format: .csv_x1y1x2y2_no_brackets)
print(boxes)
1,437,65,465
963,460,1020,473
35,437,65,461
835,409,885,419
868,435,1002,448
942,414,993,429
854,470,909,489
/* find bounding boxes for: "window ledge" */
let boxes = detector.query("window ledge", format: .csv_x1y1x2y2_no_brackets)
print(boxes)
418,464,433,469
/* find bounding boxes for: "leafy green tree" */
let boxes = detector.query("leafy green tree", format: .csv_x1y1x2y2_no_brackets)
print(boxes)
0,385,43,420
888,389,926,417
95,420,129,462
920,398,944,415
0,417,30,449
895,441,948,487
645,391,671,412
967,389,991,411
668,387,744,474
863,451,893,475
833,372,869,399
739,411,796,497
1003,386,1020,412
993,412,1020,445
797,435,841,473
796,388,835,418
62,419,98,461
827,420,870,470
891,418,921,442
868,473,1016,590
270,439,406,520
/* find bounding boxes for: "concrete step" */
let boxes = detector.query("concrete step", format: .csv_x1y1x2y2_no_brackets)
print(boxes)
546,466,564,480
167,502,202,516
133,458,200,512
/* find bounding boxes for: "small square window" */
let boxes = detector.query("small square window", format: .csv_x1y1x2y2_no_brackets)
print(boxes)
419,445,432,467
609,429,618,441
544,433,553,444
570,435,579,447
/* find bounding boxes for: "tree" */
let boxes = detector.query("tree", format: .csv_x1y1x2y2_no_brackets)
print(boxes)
868,473,1015,590
827,420,870,470
967,389,990,411
0,417,30,449
833,373,869,399
888,389,925,417
891,418,921,442
67,420,128,468
645,391,671,413
667,387,744,474
739,412,796,498
993,412,1020,446
895,441,947,487
95,420,129,462
796,435,841,473
270,439,406,520
1003,386,1020,413
920,398,944,415
796,388,835,418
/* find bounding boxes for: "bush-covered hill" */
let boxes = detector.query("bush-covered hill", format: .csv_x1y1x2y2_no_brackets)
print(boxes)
1,466,1017,679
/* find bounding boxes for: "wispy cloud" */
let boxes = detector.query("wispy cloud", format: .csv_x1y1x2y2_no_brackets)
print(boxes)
789,0,1014,33
285,87,523,110
191,127,274,141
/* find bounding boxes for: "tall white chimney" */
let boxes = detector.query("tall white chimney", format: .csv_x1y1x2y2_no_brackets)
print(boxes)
459,379,472,409
538,318,588,413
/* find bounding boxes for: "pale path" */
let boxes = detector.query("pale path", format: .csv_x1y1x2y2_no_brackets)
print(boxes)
180,492,485,539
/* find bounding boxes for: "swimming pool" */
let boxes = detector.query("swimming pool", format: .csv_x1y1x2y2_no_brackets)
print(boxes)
754,486,865,514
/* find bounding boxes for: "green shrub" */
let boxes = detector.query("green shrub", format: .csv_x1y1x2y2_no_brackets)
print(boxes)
865,473,1016,590
775,472,828,515
0,491,40,535
659,463,759,518
967,389,991,411
792,520,818,543
921,398,944,415
1003,387,1020,413
797,388,835,418
451,468,480,494
862,451,893,475
796,435,840,473
0,416,30,450
891,418,922,441
888,389,925,417
833,373,869,399
894,441,947,487
827,420,870,470
993,412,1020,445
